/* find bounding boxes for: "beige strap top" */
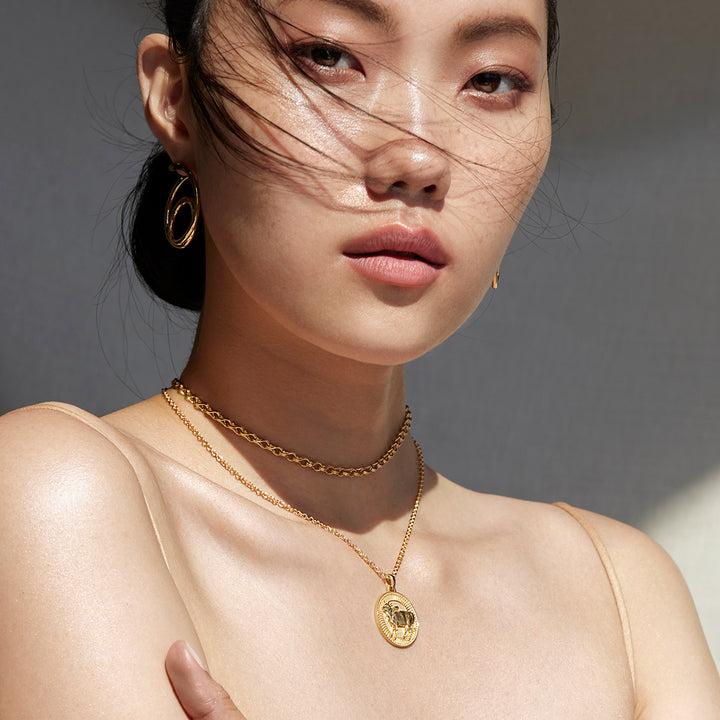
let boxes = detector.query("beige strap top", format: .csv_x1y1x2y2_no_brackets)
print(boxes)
554,502,636,693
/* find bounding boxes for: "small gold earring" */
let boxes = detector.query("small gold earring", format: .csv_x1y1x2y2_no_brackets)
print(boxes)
491,270,500,290
165,162,200,249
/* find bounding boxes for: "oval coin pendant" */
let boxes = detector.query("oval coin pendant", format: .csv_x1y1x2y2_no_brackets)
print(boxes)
375,590,419,648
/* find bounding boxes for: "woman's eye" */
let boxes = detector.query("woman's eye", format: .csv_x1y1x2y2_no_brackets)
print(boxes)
468,72,517,95
294,44,359,71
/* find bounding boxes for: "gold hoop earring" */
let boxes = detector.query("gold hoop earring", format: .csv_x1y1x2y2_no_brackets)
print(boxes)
165,162,200,249
491,270,500,290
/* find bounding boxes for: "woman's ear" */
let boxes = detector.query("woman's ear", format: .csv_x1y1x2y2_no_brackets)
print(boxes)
137,33,193,162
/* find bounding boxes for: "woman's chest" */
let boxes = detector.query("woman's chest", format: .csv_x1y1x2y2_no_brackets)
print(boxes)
151,478,636,719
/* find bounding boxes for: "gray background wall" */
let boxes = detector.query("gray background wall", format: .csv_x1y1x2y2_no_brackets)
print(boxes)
2,3,719,662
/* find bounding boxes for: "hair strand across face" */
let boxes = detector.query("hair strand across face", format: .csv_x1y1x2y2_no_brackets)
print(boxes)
124,0,559,311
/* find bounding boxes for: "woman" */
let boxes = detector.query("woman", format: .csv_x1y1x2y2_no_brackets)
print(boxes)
1,0,718,718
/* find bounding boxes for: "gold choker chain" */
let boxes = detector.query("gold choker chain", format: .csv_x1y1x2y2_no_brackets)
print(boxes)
170,378,412,478
163,386,423,648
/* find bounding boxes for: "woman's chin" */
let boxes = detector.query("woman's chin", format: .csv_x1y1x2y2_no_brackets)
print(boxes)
300,322,464,369
272,297,481,368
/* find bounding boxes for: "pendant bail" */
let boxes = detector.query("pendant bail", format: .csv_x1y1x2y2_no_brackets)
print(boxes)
385,573,396,592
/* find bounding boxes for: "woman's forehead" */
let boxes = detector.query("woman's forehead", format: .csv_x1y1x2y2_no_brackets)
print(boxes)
269,0,548,37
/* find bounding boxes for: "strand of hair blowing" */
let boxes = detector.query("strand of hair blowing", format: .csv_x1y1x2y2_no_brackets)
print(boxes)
124,0,559,312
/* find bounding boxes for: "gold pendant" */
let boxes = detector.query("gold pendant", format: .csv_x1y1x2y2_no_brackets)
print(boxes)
374,575,419,648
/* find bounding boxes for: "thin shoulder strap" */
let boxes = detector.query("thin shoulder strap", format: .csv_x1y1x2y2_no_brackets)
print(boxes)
554,502,636,693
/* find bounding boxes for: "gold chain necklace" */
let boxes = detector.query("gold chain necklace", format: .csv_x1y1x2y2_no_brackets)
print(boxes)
171,379,412,478
163,387,423,648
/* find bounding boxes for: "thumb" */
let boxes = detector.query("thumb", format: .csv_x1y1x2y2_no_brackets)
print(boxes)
166,641,248,720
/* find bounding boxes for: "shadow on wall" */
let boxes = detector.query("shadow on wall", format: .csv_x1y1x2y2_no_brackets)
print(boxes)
640,468,720,669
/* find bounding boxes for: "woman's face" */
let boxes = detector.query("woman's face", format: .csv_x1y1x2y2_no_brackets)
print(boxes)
189,0,551,366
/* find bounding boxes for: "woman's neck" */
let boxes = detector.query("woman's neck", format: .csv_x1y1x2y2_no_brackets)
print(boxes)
178,293,419,533
184,323,406,466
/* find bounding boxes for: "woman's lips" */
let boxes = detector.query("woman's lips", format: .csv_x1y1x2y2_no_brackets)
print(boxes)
343,225,448,288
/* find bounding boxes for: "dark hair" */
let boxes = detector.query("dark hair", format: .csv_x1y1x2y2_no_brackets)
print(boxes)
124,0,560,312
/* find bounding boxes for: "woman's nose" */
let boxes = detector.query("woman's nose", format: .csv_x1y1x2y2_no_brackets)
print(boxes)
364,138,451,206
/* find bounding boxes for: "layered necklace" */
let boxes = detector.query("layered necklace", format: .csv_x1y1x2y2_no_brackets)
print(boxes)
163,379,423,648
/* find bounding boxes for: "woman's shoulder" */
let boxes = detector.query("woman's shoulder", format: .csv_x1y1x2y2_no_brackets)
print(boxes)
448,480,691,588
437,479,720,710
0,394,175,468
0,400,204,718
559,504,720,710
434,475,658,554
1,400,136,471
433,478,693,629
0,401,164,558
0,399,179,557
0,400,154,488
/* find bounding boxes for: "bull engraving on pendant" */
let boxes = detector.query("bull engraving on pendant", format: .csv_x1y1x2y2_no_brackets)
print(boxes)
374,591,419,647
382,602,415,640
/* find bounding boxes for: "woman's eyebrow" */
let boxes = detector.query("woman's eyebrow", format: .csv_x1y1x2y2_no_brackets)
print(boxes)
277,0,397,33
453,16,542,46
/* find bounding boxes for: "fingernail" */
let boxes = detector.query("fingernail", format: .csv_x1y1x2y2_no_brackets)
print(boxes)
184,641,207,671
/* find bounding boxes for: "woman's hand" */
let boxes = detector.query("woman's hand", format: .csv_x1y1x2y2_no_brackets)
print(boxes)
166,641,248,720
